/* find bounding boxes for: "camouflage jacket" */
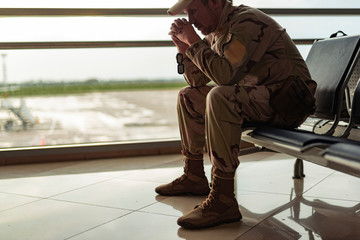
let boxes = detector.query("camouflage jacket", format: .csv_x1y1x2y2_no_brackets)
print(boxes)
183,1,316,96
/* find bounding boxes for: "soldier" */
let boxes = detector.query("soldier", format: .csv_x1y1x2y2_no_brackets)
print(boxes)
155,0,316,229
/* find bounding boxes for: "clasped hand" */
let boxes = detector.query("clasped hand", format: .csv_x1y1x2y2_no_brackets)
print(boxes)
169,18,201,55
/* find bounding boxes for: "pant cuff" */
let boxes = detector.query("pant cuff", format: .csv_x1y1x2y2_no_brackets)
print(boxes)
181,150,203,160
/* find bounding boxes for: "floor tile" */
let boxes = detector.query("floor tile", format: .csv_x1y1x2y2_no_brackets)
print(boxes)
49,154,181,176
141,195,207,217
237,197,360,240
0,199,131,240
304,171,360,201
0,161,79,179
52,178,160,210
236,190,296,227
0,193,40,212
119,166,185,183
176,221,250,240
236,155,334,195
1,151,358,240
118,156,213,183
0,173,110,198
121,156,257,184
68,212,180,240
144,191,296,226
68,211,250,240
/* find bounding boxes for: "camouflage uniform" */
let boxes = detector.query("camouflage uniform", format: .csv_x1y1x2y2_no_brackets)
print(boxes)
178,2,316,173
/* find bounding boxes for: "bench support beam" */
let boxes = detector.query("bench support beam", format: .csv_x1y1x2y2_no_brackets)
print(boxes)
293,158,306,179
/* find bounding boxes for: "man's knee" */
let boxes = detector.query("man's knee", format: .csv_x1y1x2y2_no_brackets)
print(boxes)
177,85,213,117
177,86,192,108
178,86,192,96
206,86,229,110
178,85,212,107
178,86,208,103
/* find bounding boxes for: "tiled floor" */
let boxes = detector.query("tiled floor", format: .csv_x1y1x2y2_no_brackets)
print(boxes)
0,151,359,240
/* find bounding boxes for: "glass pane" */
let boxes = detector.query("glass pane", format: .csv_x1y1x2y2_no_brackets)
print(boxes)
273,16,360,39
4,48,180,83
0,47,184,148
2,15,359,42
3,0,360,8
0,17,174,42
1,2,359,149
0,0,173,8
234,0,360,8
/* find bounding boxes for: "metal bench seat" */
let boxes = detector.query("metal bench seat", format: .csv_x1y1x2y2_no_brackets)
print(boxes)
322,142,360,176
242,33,360,178
249,126,356,152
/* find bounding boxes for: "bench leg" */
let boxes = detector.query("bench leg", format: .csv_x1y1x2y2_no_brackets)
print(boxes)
293,158,305,179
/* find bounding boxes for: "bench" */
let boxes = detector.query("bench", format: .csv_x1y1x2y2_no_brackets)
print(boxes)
242,33,360,178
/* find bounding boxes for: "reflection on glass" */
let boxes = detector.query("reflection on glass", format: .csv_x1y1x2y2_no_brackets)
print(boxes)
1,90,181,147
1,3,359,148
0,48,185,148
235,0,360,8
0,0,174,8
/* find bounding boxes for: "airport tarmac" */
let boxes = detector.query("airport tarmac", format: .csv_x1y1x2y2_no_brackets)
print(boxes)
0,89,180,148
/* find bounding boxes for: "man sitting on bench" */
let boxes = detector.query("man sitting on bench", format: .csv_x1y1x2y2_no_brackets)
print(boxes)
155,0,317,229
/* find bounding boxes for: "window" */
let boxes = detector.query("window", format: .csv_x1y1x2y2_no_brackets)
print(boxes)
0,1,359,149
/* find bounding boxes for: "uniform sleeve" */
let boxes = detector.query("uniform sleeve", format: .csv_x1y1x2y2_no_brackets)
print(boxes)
186,39,236,86
224,16,284,82
185,13,284,86
183,57,211,87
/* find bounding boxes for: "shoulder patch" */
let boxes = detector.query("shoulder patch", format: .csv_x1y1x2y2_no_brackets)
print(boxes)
224,39,247,67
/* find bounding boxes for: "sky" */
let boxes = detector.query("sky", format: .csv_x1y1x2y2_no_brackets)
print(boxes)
0,0,359,84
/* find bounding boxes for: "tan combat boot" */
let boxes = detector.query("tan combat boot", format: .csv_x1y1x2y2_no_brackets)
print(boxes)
155,158,210,196
177,168,242,229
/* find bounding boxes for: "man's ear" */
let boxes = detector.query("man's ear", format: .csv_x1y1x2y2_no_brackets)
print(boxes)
210,0,222,10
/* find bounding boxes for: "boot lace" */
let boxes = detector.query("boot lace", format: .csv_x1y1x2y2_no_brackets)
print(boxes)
172,174,186,184
198,177,218,210
172,164,188,184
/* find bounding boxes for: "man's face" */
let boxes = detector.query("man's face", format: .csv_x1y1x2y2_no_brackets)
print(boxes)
184,0,218,35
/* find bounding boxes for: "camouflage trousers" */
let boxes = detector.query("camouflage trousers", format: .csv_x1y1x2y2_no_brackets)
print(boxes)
178,84,273,173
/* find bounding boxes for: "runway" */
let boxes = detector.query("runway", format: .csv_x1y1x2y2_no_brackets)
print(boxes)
0,89,180,148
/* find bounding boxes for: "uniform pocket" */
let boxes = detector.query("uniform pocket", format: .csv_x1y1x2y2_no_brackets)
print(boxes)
270,76,316,128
